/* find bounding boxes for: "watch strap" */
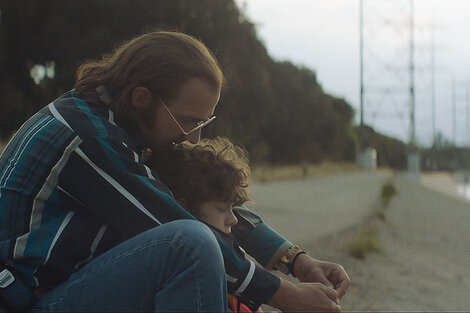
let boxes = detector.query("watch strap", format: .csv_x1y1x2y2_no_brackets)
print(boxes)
276,244,303,275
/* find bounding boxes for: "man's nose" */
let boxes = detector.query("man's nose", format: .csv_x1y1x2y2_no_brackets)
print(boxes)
228,212,238,227
186,129,201,144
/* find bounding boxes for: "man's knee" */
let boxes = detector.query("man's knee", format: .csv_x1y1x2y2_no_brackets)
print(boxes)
164,219,214,239
148,220,223,262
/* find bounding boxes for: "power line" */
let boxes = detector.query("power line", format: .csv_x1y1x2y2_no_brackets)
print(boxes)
359,0,436,147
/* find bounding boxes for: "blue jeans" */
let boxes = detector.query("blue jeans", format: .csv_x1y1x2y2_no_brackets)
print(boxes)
30,220,228,312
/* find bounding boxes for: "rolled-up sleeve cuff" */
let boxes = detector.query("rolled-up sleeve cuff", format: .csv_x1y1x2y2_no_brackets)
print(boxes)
246,222,293,269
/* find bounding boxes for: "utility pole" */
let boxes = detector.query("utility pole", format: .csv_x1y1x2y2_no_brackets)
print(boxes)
429,14,437,169
360,0,364,127
409,0,416,148
467,81,469,146
359,0,428,173
356,0,377,170
452,79,456,145
406,0,420,181
431,15,436,147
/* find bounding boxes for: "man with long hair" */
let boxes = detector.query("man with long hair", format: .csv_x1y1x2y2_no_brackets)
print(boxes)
0,31,349,312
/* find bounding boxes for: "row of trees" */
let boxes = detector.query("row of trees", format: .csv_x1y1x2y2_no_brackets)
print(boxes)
0,0,406,167
421,146,470,171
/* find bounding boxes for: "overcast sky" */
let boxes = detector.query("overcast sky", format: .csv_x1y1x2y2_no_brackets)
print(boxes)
235,0,470,147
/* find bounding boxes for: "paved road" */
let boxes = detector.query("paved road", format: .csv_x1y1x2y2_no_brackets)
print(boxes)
248,170,392,245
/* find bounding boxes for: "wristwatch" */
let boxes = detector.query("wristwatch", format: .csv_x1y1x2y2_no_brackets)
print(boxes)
276,244,305,275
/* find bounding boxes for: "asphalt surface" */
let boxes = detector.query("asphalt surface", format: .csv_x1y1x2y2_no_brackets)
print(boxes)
248,170,392,245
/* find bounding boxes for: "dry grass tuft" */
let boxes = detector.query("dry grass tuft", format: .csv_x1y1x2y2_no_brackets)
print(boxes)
344,179,398,260
345,227,383,260
381,180,397,206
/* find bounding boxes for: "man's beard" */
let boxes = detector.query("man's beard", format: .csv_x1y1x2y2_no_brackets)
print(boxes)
153,135,187,153
148,137,189,163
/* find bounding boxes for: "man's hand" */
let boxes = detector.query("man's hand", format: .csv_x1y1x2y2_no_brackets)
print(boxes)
268,279,341,312
293,253,351,298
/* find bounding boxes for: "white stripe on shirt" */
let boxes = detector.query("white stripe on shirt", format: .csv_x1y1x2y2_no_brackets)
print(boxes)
74,225,108,269
45,211,76,262
144,165,156,180
226,274,238,284
235,260,256,295
75,147,161,224
49,102,72,130
0,116,54,188
30,136,82,232
108,110,116,126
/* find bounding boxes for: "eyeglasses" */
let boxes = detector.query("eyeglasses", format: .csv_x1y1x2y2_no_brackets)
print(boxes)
151,92,216,136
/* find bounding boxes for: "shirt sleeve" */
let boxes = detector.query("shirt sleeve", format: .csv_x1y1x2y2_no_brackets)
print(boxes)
232,205,294,271
56,133,280,308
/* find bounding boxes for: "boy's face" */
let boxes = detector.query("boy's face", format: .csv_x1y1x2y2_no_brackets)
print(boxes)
197,200,238,234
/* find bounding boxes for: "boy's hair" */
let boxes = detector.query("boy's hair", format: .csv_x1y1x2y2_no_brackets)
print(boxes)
74,31,224,123
148,137,250,213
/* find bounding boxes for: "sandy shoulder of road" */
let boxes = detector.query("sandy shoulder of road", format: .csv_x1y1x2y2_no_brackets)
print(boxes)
291,172,470,312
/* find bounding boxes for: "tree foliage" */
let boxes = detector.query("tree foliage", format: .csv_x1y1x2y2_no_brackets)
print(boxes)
421,146,470,171
0,0,404,166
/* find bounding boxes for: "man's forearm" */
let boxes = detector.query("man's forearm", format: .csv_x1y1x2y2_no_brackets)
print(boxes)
232,205,292,268
267,279,295,311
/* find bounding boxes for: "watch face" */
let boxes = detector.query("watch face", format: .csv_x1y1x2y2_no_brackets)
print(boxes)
281,254,290,263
